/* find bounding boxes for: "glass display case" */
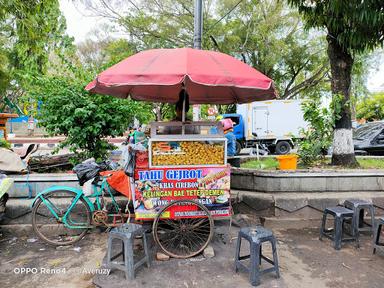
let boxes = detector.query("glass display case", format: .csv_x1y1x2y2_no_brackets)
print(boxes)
150,139,226,167
148,121,227,168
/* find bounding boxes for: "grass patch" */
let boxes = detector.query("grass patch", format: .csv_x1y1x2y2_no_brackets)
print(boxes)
241,158,279,170
242,157,384,170
310,158,384,169
357,158,384,169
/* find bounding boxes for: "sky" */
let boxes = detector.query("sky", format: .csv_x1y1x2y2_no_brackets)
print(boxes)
367,62,384,92
59,0,384,92
59,0,104,42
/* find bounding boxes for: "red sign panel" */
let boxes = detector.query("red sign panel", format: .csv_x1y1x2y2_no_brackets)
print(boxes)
134,166,231,220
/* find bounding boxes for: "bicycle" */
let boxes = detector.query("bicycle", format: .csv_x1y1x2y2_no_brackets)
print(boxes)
31,174,130,246
31,174,216,258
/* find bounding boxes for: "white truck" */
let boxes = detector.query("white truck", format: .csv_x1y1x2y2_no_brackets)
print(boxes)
222,100,308,154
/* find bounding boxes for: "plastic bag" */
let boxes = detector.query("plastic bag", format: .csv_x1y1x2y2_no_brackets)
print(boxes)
82,178,94,196
121,145,129,167
73,159,117,186
0,174,14,198
134,131,146,144
73,161,100,186
124,147,135,177
135,151,148,169
109,149,124,168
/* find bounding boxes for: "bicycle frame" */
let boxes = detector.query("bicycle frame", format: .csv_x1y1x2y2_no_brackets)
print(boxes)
31,177,121,229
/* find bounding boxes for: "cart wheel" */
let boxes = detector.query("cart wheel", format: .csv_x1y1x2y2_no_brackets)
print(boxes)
153,199,214,259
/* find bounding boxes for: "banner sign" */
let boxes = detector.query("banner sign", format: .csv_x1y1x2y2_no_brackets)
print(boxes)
134,166,231,220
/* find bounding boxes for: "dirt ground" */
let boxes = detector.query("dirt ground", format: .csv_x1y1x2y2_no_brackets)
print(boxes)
1,221,384,288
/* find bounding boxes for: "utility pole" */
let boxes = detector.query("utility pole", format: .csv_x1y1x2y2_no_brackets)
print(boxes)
193,0,203,50
193,0,203,120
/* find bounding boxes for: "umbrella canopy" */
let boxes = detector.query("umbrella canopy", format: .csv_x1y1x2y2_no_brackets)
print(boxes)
86,47,276,104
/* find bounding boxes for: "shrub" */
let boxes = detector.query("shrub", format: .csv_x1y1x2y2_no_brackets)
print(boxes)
298,97,337,165
30,76,152,162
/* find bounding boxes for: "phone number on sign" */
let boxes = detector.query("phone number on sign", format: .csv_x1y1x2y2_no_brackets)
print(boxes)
174,209,229,217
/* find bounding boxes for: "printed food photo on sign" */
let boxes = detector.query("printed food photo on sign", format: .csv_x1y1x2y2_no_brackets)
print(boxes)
134,166,231,220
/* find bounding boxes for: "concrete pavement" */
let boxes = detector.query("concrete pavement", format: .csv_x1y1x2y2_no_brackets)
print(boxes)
1,223,384,288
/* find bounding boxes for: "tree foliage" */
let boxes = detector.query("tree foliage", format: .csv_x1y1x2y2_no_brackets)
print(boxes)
288,0,384,166
77,38,138,73
80,0,332,100
356,92,384,122
287,0,384,53
213,0,330,99
79,0,376,119
0,1,155,161
26,35,154,161
298,99,333,165
29,76,152,161
0,138,11,149
0,0,71,110
298,93,343,165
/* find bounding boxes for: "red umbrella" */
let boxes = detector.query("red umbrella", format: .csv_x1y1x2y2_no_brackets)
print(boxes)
86,47,276,104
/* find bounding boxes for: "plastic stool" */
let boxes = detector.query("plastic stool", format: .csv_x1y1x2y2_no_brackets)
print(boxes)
319,206,358,250
373,217,384,254
344,199,375,239
107,223,151,280
234,226,280,286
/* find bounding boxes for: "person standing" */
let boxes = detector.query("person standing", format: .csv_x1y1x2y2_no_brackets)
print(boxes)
220,119,236,157
163,91,199,135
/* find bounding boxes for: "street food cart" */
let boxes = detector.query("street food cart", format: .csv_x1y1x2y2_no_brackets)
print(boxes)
86,47,276,258
132,120,231,257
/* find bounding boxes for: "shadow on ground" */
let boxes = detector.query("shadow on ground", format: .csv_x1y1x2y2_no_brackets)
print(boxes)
1,219,384,288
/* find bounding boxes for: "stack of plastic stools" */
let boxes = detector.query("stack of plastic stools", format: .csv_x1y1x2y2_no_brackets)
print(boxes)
373,217,384,254
344,199,375,243
107,223,151,280
234,226,280,286
319,206,358,250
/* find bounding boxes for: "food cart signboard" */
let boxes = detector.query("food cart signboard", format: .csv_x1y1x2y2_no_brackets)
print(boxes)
134,166,231,220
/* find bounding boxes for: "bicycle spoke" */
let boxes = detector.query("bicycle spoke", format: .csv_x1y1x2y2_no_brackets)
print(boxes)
32,191,90,245
164,219,180,228
153,199,213,258
157,226,177,233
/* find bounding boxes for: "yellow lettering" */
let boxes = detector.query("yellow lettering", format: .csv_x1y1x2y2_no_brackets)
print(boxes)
173,190,184,197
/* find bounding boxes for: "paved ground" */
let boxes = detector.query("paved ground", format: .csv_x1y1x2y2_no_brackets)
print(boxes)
1,221,384,288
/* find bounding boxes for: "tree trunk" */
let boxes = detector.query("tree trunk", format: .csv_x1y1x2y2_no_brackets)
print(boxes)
153,103,162,121
327,35,358,166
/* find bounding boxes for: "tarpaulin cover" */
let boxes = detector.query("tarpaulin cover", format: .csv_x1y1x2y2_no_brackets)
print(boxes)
0,148,27,173
101,170,132,200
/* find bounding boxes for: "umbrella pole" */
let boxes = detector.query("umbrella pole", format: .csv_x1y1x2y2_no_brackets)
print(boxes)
182,90,186,135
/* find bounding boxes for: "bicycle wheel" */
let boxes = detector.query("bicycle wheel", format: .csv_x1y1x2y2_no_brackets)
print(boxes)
153,199,214,259
32,190,91,246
